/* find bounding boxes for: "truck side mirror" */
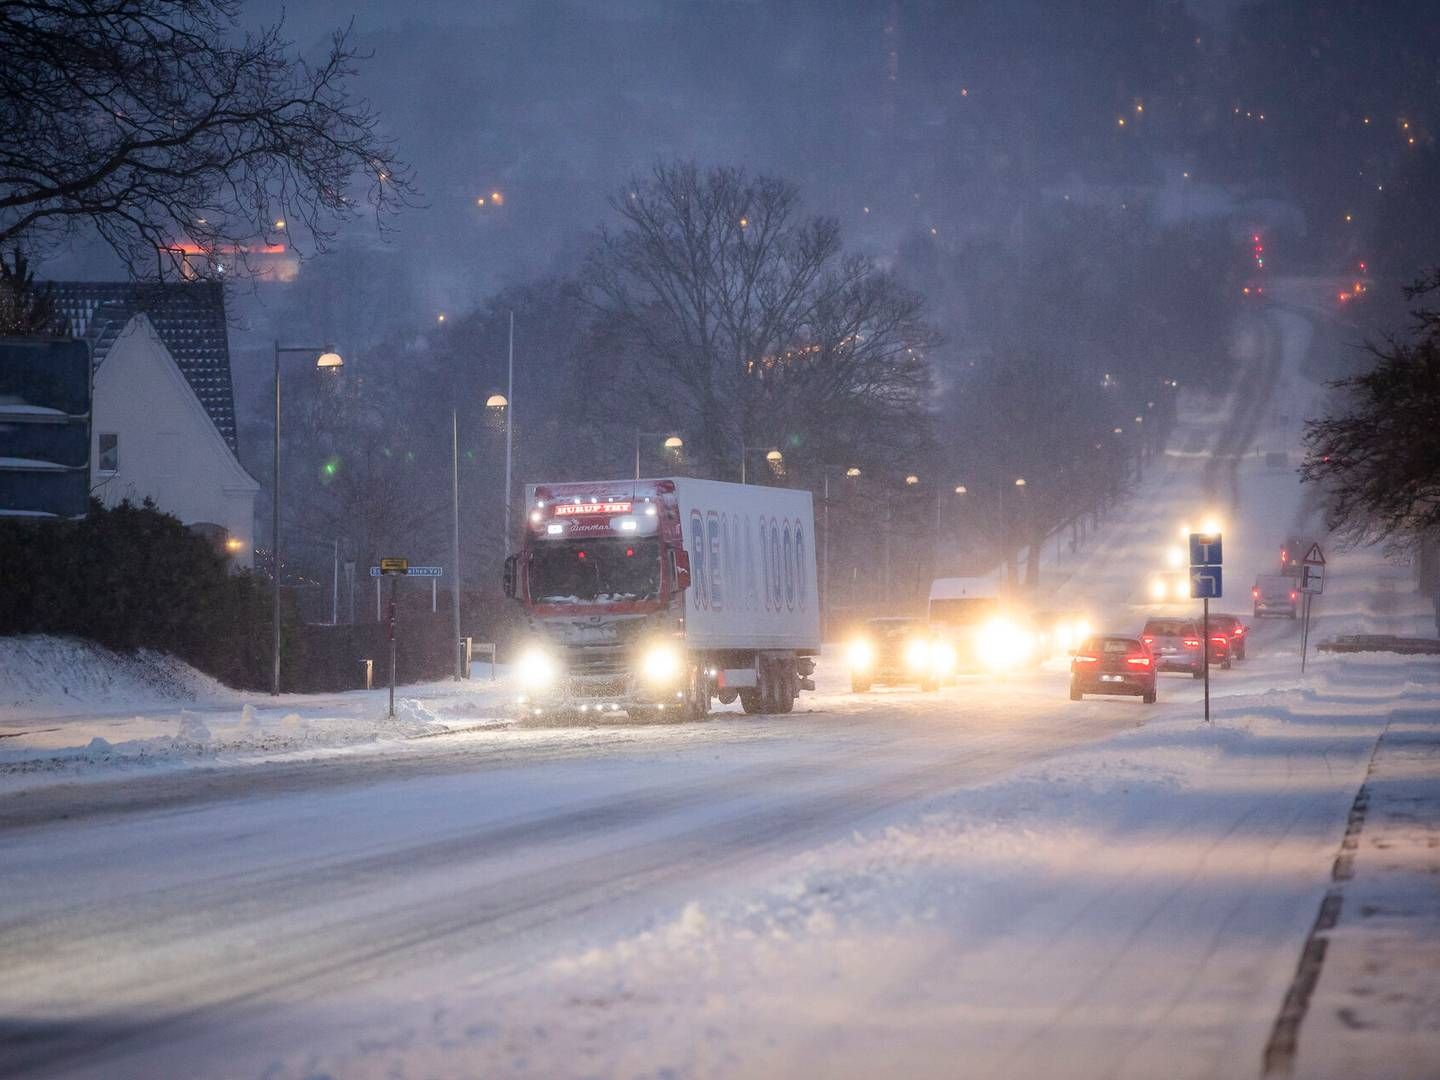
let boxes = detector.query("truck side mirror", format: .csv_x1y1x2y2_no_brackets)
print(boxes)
502,554,519,599
673,549,692,590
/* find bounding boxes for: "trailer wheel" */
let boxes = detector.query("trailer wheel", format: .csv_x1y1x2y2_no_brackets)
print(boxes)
776,659,797,714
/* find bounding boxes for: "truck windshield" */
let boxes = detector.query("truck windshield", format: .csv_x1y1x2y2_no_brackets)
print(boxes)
929,597,999,625
530,537,661,603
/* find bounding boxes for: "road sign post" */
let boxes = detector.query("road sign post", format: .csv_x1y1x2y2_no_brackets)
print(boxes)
1300,544,1325,673
1190,532,1223,724
377,558,418,719
388,576,397,719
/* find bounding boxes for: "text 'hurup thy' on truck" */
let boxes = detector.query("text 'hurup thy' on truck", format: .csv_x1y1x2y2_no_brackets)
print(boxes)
502,477,820,719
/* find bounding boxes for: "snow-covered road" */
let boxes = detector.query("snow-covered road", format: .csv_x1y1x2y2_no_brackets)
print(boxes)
1,284,1435,1079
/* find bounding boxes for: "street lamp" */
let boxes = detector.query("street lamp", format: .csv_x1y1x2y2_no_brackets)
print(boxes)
634,430,684,479
740,446,783,484
272,342,343,696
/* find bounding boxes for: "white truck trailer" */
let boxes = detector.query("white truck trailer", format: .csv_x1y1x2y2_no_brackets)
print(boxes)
503,477,819,718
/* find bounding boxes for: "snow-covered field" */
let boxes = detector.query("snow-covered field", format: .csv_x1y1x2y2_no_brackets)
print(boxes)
1,284,1435,1078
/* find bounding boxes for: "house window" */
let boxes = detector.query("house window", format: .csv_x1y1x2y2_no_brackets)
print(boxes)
98,433,119,473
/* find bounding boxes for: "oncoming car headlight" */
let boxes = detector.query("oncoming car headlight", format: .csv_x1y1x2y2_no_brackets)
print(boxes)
977,618,1034,672
904,638,932,672
846,639,875,671
641,642,684,684
1173,578,1190,601
1149,576,1169,602
516,646,558,689
930,640,957,674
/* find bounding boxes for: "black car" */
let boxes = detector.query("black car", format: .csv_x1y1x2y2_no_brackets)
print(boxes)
846,617,956,692
1070,636,1157,704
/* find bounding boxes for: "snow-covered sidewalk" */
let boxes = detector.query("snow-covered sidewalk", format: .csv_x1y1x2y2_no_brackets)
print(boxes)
1287,710,1440,1079
0,635,515,789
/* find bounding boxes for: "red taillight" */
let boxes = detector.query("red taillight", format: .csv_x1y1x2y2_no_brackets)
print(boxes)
1252,587,1260,598
1142,636,1155,645
1211,636,1228,646
1125,655,1152,667
1233,627,1245,637
1290,592,1298,600
1183,638,1201,649
1073,654,1099,664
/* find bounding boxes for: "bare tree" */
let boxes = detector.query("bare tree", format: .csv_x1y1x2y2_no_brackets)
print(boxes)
1302,271,1440,550
584,161,932,478
0,250,63,333
0,0,414,277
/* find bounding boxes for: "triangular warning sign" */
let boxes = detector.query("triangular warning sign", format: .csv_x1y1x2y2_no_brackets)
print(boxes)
1303,542,1325,566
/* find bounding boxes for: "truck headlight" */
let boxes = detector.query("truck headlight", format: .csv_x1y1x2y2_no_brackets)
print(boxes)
516,646,558,689
904,639,932,671
846,639,875,670
641,642,683,684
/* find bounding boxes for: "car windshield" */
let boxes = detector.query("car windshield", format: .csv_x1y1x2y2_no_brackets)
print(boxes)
530,537,660,603
1143,620,1194,636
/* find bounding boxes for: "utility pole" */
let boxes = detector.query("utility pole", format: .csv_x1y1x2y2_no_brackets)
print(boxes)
503,310,514,551
451,408,463,679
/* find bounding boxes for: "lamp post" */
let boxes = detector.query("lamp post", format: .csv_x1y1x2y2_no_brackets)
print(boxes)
452,408,462,679
486,392,510,561
272,343,343,696
740,446,783,484
634,431,684,479
819,465,862,636
504,311,514,548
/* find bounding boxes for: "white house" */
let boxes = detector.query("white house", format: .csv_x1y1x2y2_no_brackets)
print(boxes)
51,282,259,568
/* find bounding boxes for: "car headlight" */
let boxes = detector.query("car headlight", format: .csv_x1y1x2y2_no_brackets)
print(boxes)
1149,577,1169,601
847,639,875,670
641,642,684,684
977,618,1033,671
904,638,932,671
1173,579,1190,601
931,641,957,674
516,646,558,689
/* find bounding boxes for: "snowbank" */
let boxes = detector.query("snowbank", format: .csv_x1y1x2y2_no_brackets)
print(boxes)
0,634,229,717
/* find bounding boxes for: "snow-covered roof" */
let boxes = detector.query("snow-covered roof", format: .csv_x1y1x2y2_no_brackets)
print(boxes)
47,281,238,453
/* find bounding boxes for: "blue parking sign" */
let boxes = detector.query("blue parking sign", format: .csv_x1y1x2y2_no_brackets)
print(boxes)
1190,565,1222,599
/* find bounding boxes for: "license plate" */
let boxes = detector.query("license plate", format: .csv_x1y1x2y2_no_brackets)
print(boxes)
1101,674,1124,682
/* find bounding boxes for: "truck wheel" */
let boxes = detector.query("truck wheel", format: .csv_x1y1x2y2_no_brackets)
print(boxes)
742,660,772,714
685,668,710,722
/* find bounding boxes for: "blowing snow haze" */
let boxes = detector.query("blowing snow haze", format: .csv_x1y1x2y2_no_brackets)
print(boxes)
7,1,1440,1077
